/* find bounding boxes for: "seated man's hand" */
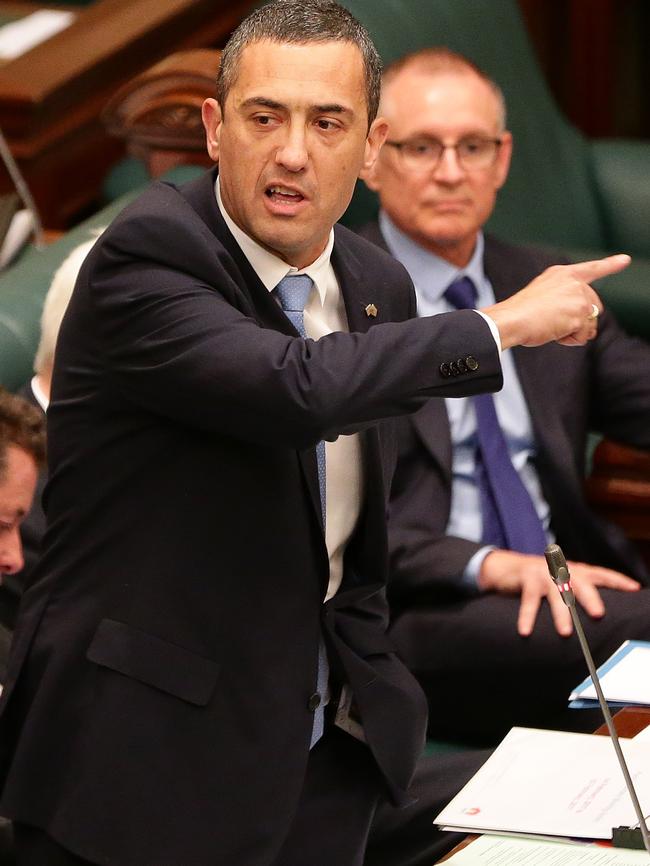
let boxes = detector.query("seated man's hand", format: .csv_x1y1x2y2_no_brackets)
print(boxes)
478,549,641,637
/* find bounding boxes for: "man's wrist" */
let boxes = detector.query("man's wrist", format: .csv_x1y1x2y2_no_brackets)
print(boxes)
464,546,497,592
474,310,502,354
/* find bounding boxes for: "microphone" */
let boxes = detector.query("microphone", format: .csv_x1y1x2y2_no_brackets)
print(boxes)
0,125,44,252
544,543,650,853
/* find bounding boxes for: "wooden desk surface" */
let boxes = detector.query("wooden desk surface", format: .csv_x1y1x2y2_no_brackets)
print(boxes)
437,708,650,863
0,0,255,227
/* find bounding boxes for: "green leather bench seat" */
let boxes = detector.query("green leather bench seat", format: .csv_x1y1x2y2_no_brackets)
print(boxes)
0,165,203,391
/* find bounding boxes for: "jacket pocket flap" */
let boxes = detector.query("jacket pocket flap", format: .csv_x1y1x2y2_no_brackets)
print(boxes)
87,618,220,706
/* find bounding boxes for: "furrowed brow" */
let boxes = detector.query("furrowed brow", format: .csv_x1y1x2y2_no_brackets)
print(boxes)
314,103,353,117
240,97,286,111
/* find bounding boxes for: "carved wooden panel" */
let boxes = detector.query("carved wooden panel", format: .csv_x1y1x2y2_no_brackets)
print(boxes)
102,48,220,176
0,0,253,227
586,439,650,570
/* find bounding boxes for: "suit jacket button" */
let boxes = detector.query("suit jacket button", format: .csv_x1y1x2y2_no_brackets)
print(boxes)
308,692,322,712
465,355,479,371
457,357,468,374
449,360,460,376
439,363,450,378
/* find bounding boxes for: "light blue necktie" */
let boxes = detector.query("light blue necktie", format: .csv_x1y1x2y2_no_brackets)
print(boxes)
274,274,329,748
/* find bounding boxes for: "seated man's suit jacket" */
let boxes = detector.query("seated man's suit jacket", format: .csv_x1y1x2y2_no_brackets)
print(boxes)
359,223,650,598
0,170,501,866
359,221,650,742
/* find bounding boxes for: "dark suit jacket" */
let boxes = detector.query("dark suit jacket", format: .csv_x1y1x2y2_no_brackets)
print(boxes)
358,222,650,605
0,171,501,866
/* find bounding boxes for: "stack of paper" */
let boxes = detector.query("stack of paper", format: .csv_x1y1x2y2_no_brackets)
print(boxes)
443,834,650,865
570,641,650,710
434,727,650,842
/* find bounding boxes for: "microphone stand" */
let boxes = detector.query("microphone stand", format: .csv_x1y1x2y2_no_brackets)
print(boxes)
0,126,44,249
545,544,650,854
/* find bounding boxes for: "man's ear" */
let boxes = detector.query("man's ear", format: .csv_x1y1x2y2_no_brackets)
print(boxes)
360,158,381,191
202,98,222,163
359,116,388,188
495,130,513,191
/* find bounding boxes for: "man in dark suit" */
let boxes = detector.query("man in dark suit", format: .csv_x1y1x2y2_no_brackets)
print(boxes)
0,5,623,864
360,47,650,745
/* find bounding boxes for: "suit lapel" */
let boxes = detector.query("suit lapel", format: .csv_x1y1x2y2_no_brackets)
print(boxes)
354,221,454,479
180,169,325,534
332,230,380,335
179,168,297,338
331,232,391,578
483,237,566,461
411,399,453,482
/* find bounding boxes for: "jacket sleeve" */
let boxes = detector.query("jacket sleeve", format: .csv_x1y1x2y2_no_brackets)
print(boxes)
61,199,502,451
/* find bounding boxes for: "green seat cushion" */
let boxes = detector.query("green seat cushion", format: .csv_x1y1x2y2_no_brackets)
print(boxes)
0,164,205,390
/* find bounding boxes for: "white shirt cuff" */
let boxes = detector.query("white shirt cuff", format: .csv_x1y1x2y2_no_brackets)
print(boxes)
462,545,497,593
474,310,502,354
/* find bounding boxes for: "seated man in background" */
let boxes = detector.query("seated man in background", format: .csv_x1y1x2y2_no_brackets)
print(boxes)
360,47,650,744
0,238,97,633
0,388,45,681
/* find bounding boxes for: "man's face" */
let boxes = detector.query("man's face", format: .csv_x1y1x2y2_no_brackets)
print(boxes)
364,68,512,267
202,40,387,269
0,445,38,577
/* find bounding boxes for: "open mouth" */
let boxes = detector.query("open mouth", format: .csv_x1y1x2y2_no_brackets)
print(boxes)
265,185,305,205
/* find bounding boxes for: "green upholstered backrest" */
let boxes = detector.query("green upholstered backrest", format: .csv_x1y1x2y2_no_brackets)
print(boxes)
591,141,650,256
336,0,650,343
341,0,606,253
0,165,204,391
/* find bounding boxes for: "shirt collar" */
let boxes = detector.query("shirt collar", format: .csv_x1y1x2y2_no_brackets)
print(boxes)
30,375,49,412
378,210,486,304
216,177,333,305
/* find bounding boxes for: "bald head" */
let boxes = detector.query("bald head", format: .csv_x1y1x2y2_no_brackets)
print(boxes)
365,48,512,267
380,48,506,131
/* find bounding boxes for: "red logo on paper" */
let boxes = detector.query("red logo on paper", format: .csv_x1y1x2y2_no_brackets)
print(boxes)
462,807,481,816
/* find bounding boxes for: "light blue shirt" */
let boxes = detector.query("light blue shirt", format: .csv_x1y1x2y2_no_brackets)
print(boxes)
379,211,553,591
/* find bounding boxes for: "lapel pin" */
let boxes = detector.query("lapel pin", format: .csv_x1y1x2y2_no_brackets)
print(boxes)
365,303,378,318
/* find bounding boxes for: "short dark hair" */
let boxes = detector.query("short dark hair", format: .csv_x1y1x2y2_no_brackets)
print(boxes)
217,0,382,125
0,388,46,481
382,47,507,131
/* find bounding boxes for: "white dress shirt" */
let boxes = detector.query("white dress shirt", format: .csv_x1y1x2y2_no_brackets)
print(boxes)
217,179,363,600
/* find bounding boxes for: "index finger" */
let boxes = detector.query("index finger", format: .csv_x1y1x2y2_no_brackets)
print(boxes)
571,254,631,283
517,587,542,637
547,590,574,637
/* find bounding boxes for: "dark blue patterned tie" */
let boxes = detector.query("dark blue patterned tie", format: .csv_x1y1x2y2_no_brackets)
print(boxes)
444,276,547,554
274,274,328,747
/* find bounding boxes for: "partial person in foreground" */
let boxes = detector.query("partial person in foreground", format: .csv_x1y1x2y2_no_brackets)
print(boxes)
0,238,98,635
359,47,650,745
0,388,44,866
0,388,44,681
0,5,626,865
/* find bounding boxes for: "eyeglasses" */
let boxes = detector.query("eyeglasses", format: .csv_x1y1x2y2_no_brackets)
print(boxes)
384,135,503,171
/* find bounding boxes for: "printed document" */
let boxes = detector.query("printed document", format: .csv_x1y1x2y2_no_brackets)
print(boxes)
570,642,650,709
443,834,650,865
435,727,650,841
